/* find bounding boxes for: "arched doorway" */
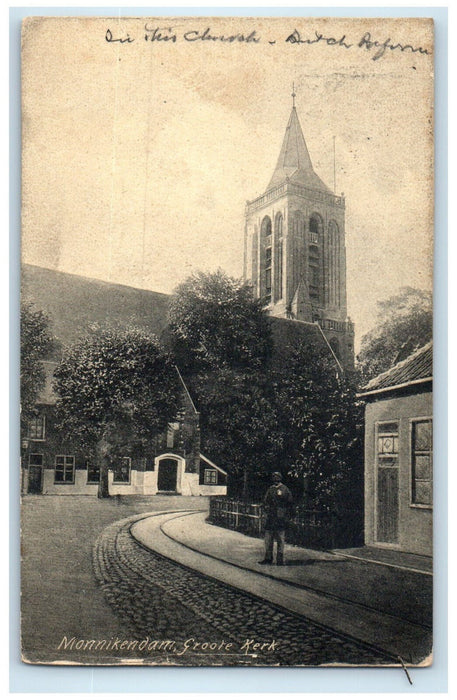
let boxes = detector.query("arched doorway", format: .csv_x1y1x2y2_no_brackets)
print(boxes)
157,457,178,492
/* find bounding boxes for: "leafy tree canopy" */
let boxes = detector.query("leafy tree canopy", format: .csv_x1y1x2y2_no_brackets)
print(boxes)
20,302,54,421
357,287,432,383
188,340,363,530
168,270,272,372
54,326,182,444
271,341,364,517
187,368,283,500
54,327,182,496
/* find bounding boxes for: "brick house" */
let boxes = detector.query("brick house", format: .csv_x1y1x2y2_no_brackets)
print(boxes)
359,342,432,557
22,360,227,497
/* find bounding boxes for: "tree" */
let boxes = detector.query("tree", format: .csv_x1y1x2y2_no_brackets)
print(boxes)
187,368,283,501
20,302,54,421
272,342,364,520
168,270,272,372
53,327,182,497
357,287,432,383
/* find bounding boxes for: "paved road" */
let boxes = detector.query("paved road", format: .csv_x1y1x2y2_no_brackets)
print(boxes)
92,512,394,667
20,495,210,664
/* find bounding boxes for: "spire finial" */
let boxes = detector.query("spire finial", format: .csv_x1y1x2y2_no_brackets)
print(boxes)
292,82,296,108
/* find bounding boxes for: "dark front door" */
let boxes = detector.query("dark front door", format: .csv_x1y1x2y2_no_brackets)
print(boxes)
377,467,399,543
157,458,178,492
28,466,43,494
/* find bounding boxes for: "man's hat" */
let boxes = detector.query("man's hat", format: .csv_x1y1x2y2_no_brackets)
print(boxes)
272,472,282,479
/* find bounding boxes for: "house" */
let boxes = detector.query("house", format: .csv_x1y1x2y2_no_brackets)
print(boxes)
358,342,432,557
22,360,227,497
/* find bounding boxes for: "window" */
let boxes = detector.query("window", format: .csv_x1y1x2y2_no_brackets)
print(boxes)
274,213,283,302
261,216,272,238
265,246,272,299
204,469,217,485
309,246,320,299
86,461,100,483
308,214,322,304
29,414,45,440
261,216,272,303
328,220,340,306
377,423,399,464
29,453,43,467
113,457,131,484
411,419,432,506
55,455,75,483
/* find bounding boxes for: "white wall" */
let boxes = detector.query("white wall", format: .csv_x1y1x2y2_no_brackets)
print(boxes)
108,469,145,495
198,484,227,496
42,468,99,495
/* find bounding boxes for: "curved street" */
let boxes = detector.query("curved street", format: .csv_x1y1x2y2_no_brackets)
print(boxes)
21,496,431,667
93,511,393,666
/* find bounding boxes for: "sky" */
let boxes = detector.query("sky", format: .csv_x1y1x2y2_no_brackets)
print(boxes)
21,16,434,349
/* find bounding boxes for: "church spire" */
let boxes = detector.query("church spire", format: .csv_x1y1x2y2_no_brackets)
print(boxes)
266,97,332,194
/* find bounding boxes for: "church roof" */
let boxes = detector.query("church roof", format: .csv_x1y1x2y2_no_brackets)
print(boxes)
267,107,332,194
268,316,340,372
23,264,340,383
22,264,170,351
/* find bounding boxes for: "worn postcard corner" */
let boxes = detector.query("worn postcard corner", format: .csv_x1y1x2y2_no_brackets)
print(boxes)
20,15,434,668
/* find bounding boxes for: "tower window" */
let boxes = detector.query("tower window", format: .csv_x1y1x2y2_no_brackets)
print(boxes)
328,220,340,307
265,246,272,300
308,214,323,304
260,216,273,303
274,213,283,302
309,216,320,234
261,216,272,239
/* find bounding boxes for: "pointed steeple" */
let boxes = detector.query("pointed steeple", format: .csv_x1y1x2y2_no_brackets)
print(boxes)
267,99,332,194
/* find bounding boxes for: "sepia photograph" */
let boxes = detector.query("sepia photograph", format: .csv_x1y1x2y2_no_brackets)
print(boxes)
20,15,433,668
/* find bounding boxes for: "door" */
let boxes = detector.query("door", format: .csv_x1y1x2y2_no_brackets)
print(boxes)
376,423,399,544
157,458,178,492
28,466,43,494
377,467,399,543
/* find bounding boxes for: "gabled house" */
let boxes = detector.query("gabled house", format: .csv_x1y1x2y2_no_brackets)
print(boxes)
359,342,432,557
22,361,227,497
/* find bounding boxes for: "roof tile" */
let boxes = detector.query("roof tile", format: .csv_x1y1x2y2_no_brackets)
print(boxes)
362,341,432,394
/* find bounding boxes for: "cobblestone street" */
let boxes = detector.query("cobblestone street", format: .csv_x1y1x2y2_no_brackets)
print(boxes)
91,514,393,667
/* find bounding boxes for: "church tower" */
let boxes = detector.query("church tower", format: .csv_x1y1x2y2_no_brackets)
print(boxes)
244,93,354,371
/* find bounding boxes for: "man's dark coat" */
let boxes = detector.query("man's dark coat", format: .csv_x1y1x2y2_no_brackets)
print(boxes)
263,482,293,530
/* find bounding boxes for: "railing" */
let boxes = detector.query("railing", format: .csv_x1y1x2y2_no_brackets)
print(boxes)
246,182,345,215
208,498,338,550
209,498,264,537
317,318,351,333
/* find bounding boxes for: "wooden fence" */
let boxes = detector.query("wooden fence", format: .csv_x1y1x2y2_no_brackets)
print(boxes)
208,498,338,550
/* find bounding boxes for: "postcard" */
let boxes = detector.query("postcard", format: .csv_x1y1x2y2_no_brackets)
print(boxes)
20,16,433,667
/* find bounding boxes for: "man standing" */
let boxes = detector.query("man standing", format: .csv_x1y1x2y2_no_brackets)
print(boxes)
259,472,293,566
